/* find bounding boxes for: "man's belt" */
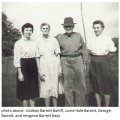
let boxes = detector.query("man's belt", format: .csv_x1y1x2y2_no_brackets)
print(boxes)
61,53,81,57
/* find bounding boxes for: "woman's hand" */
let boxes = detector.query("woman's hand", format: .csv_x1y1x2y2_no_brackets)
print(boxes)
38,73,46,82
18,73,24,81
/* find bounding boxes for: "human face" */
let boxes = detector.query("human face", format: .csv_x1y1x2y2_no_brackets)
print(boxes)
41,25,50,35
64,25,74,33
93,24,104,36
23,27,33,39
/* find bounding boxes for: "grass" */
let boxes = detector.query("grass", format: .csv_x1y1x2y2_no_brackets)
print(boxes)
2,55,118,107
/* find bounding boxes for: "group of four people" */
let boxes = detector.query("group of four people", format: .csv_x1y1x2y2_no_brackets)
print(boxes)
14,17,116,107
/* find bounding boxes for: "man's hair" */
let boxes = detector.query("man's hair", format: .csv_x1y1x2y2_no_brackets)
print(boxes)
93,20,105,29
40,23,50,30
21,23,34,34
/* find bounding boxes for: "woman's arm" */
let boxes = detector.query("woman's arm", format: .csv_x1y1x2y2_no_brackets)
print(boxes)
14,41,24,81
36,57,45,82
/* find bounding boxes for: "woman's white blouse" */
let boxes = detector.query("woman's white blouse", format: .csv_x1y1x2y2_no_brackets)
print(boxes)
38,36,61,57
87,34,116,55
38,36,62,74
14,37,39,68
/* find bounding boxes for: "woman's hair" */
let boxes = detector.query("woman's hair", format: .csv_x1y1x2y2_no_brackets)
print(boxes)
93,20,105,29
40,23,50,30
21,23,34,34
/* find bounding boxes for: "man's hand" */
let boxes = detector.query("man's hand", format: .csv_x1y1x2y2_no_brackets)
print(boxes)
83,63,87,71
58,73,64,84
58,73,64,79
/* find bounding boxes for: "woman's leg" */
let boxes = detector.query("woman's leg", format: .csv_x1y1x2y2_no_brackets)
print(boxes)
52,97,57,107
104,94,110,106
29,99,35,107
95,93,101,106
45,97,50,107
23,100,29,107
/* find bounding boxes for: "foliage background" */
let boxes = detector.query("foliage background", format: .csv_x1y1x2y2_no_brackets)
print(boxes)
2,12,21,57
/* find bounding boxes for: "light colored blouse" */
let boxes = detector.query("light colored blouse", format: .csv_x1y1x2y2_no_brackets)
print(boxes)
38,36,62,74
87,34,116,55
38,36,61,57
14,37,39,68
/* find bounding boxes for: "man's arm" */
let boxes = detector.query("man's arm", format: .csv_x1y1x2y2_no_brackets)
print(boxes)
80,35,88,64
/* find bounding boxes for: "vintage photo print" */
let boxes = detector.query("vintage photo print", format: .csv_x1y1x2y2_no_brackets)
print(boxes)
0,1,119,120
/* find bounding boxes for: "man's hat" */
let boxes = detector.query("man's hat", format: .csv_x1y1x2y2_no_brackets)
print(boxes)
61,17,76,26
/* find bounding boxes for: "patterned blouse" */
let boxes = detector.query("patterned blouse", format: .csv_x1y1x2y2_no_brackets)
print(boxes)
14,37,39,68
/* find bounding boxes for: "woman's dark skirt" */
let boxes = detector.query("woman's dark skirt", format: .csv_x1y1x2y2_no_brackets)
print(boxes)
17,58,39,101
89,55,112,95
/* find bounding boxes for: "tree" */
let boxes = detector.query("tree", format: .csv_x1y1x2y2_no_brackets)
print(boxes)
2,12,21,57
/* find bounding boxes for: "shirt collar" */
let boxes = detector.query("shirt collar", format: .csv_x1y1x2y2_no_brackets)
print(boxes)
95,31,105,38
64,32,74,39
22,36,32,41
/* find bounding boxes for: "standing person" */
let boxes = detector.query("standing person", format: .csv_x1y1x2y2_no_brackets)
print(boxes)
14,23,39,107
37,23,63,107
87,20,116,106
57,17,87,106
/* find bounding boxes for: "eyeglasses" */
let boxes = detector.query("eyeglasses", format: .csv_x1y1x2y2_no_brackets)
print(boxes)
64,26,74,29
42,27,49,30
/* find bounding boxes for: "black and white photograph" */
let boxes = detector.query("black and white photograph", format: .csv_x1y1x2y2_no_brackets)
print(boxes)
0,0,119,120
2,1,119,107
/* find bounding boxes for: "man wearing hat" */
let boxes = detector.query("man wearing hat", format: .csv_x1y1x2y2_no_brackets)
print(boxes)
56,17,87,106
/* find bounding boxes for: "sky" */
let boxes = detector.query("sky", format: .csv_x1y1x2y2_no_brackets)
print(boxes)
2,2,119,42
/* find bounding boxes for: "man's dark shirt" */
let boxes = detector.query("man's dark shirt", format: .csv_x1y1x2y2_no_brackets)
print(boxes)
56,32,87,63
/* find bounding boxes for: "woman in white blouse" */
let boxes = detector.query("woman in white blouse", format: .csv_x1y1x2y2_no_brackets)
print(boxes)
37,23,63,107
87,20,116,106
14,23,39,107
